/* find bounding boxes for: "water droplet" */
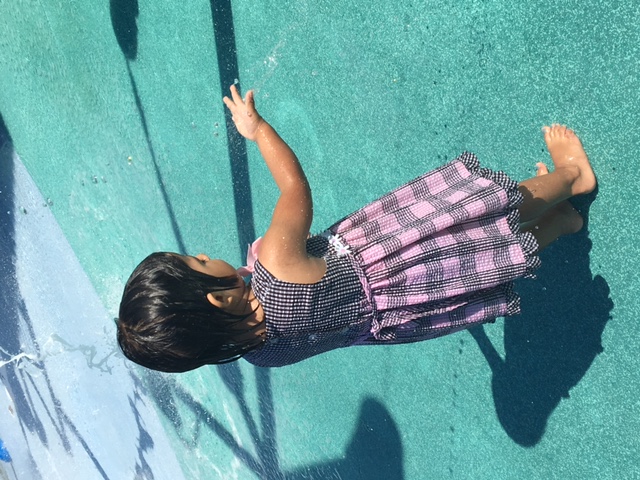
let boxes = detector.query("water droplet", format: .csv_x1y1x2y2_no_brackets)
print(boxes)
20,207,27,214
47,198,53,206
92,176,98,184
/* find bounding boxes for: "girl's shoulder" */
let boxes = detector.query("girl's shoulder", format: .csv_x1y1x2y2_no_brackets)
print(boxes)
257,254,327,285
256,232,329,285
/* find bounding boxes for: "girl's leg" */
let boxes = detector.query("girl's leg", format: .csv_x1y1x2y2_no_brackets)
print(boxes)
524,201,584,251
522,162,584,252
518,124,596,223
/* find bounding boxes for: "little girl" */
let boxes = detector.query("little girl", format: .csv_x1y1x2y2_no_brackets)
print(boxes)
117,85,596,372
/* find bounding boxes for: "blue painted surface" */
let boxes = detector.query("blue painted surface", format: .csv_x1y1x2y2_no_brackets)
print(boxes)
0,1,639,478
0,439,10,463
0,127,184,478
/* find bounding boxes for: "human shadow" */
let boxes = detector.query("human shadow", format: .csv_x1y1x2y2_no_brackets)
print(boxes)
143,366,404,479
0,114,110,478
469,189,613,446
284,397,405,480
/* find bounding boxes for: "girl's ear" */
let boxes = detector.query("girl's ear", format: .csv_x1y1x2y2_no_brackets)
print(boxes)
206,292,228,308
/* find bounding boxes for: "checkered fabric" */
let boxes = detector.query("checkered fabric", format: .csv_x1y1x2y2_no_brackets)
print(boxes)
331,152,540,343
243,153,540,366
243,236,373,367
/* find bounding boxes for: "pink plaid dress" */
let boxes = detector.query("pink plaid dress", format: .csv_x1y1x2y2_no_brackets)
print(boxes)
333,152,540,344
244,153,540,367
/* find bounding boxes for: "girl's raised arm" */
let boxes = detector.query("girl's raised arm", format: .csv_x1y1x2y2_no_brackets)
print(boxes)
223,86,325,283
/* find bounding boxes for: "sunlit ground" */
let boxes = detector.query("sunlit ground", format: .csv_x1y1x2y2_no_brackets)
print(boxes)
1,1,639,478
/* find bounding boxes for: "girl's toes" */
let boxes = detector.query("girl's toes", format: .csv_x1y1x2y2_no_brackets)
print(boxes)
536,162,549,176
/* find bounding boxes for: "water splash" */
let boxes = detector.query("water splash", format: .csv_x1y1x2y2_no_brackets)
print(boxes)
249,39,286,94
41,334,118,374
0,335,118,375
0,348,37,369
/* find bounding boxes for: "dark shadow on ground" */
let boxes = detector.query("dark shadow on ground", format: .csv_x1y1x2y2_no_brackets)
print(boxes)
0,112,41,476
143,365,272,477
111,4,405,478
284,397,405,480
124,61,188,254
109,0,139,60
111,2,281,476
127,372,157,480
0,114,110,478
209,0,256,255
110,0,255,257
110,0,187,254
469,189,613,446
143,368,404,480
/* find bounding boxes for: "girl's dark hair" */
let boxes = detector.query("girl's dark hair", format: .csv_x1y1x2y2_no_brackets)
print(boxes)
117,252,264,373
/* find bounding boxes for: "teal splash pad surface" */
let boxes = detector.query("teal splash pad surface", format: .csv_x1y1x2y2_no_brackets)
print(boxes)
1,0,639,478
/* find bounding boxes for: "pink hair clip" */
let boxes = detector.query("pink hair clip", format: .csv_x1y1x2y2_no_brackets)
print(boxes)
237,237,263,277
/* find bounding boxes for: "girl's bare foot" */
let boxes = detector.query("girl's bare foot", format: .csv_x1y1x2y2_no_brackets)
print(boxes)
542,124,597,196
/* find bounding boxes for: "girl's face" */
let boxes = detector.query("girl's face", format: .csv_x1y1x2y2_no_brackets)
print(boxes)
180,254,240,281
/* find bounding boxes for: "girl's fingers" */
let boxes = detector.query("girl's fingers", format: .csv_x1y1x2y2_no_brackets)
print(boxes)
245,90,257,116
224,86,257,123
245,90,254,109
222,96,235,111
230,84,243,105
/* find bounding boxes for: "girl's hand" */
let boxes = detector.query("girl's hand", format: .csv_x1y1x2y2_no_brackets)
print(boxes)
222,85,263,141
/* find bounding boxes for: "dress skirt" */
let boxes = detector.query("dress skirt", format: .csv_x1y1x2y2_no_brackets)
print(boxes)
326,152,541,344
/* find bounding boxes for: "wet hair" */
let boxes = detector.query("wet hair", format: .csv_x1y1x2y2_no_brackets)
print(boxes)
117,252,264,373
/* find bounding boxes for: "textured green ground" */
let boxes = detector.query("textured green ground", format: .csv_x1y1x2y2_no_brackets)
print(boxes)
1,0,639,478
